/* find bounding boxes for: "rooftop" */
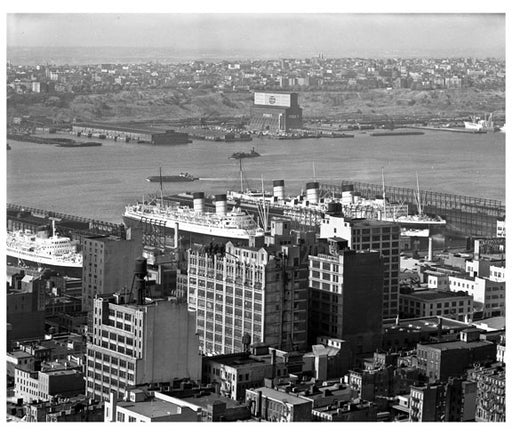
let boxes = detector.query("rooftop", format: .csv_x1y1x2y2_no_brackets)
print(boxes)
206,353,272,367
117,397,183,419
401,289,470,301
471,316,506,331
181,392,241,409
349,218,400,229
383,316,468,333
7,350,33,359
73,121,171,135
418,339,495,352
252,387,312,406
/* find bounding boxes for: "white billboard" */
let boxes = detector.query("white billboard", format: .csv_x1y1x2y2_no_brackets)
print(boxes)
254,92,291,108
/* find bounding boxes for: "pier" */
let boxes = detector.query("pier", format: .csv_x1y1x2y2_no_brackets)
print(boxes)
6,203,125,239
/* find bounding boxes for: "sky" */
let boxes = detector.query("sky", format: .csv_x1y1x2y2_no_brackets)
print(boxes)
6,13,506,59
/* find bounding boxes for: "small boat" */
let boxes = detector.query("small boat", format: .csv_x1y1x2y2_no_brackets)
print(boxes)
7,143,11,150
146,172,198,183
230,147,260,159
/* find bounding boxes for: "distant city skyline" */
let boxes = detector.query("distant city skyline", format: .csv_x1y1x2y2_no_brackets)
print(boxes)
7,13,506,60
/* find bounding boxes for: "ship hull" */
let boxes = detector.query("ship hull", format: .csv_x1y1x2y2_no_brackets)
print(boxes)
6,254,83,278
122,214,260,247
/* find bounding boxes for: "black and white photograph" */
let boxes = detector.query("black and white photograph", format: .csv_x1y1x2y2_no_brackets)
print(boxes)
3,2,507,424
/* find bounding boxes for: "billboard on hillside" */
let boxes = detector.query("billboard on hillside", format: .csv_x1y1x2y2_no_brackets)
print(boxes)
254,92,291,108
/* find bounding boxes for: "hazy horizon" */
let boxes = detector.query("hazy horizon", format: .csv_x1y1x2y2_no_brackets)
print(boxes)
7,14,506,62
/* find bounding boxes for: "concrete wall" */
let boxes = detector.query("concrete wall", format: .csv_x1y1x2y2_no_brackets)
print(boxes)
138,300,201,384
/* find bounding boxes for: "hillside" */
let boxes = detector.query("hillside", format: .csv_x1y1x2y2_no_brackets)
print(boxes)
7,88,505,124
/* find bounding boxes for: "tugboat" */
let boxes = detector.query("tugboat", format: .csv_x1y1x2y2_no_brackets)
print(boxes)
230,147,260,160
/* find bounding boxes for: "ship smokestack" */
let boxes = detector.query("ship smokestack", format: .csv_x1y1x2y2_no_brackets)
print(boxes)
215,194,227,216
272,180,285,202
193,192,205,213
306,181,320,205
341,184,354,204
353,191,361,203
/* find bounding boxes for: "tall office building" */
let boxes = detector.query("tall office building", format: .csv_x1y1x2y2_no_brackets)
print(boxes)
320,214,401,320
86,294,201,401
308,238,383,355
186,226,311,355
82,234,141,312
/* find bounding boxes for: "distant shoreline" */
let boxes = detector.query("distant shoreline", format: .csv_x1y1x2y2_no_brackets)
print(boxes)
7,46,506,66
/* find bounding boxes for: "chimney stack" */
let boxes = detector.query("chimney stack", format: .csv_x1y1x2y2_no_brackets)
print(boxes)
215,194,227,216
272,180,285,202
193,192,205,213
306,182,320,205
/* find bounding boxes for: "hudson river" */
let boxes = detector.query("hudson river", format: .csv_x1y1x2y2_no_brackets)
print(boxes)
6,130,505,223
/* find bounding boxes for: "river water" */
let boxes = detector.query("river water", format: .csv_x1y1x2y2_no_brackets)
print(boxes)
6,130,505,223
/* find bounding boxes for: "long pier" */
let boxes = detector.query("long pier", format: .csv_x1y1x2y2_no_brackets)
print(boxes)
320,182,505,238
6,203,125,238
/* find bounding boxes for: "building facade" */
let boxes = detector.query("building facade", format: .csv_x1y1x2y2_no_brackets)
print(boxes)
249,92,303,131
7,274,46,346
416,330,497,382
72,122,190,145
245,386,313,422
320,214,401,320
308,239,383,355
82,234,141,312
467,364,505,422
86,296,201,401
202,346,288,401
448,275,505,318
399,289,473,322
444,377,477,421
409,384,445,422
14,366,84,403
186,241,308,355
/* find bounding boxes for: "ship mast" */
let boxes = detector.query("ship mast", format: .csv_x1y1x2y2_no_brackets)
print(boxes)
381,167,386,220
416,172,423,215
50,217,57,238
239,158,244,192
257,176,269,232
159,167,164,205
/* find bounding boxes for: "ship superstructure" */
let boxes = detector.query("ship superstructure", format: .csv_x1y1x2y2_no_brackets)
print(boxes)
6,219,82,276
123,193,265,246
